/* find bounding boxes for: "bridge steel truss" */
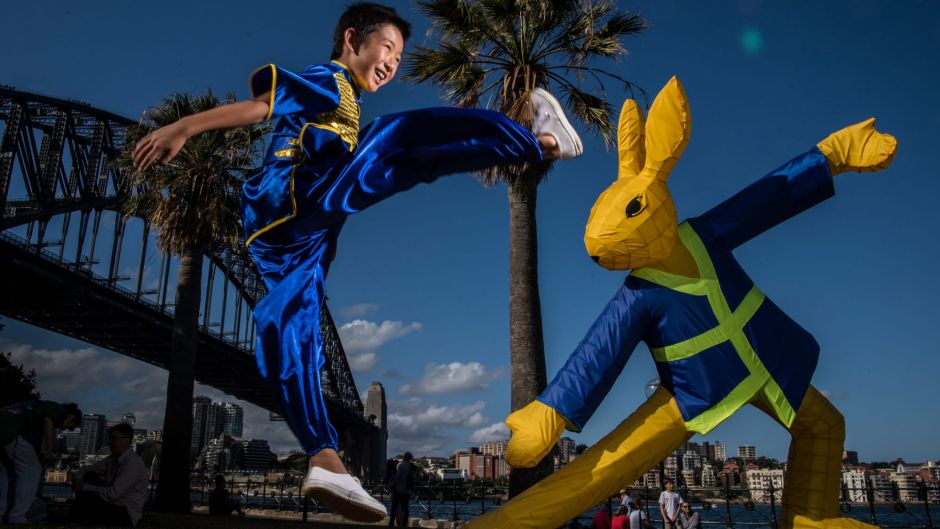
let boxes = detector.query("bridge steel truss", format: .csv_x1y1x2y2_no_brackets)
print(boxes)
0,87,383,478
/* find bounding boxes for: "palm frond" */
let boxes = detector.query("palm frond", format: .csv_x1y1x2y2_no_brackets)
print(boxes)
118,91,266,254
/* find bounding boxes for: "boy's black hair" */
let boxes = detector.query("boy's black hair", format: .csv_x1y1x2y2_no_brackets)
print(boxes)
330,2,412,60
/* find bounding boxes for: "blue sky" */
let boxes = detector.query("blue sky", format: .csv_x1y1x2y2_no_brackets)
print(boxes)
2,0,939,462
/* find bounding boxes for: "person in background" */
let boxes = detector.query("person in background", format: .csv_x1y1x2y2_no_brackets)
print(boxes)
390,452,415,527
629,500,653,529
658,480,682,529
678,501,702,529
208,474,244,517
612,504,630,529
0,400,81,524
591,502,612,529
69,423,148,526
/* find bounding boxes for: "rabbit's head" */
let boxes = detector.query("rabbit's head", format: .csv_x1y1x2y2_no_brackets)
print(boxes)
585,77,692,270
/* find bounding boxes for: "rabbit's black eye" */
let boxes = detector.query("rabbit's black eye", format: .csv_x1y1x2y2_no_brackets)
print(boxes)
625,195,646,218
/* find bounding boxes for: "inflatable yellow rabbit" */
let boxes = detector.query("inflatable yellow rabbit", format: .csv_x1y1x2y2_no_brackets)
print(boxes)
463,77,896,529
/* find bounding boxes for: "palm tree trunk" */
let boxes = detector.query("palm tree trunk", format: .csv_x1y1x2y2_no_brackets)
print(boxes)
507,172,552,498
154,245,202,512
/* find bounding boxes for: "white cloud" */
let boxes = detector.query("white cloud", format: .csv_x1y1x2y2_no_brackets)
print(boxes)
347,352,378,372
399,361,504,395
7,344,141,394
340,303,380,319
336,319,422,372
469,422,510,443
385,399,488,455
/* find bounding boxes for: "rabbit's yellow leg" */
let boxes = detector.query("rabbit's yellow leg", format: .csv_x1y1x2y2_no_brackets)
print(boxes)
816,118,897,176
462,387,691,529
753,387,877,529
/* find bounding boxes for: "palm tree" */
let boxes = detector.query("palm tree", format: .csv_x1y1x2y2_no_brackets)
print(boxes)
121,92,264,512
404,0,645,495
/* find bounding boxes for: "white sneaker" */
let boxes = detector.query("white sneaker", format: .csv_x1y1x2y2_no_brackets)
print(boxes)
530,87,583,160
301,467,387,523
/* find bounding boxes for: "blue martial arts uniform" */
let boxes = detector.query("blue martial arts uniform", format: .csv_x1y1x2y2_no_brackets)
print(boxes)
243,61,543,455
539,148,834,435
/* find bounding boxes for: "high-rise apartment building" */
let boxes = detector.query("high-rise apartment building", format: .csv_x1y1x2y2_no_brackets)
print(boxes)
714,441,727,462
557,437,576,464
79,414,106,457
191,396,213,452
481,440,507,457
193,397,245,453
220,403,243,437
737,444,756,460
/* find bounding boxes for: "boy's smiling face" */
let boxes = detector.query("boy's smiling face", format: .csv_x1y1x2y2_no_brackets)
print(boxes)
341,23,404,93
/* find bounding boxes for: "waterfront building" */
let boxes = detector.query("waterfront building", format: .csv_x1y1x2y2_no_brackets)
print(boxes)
702,465,717,487
889,471,919,503
869,473,894,502
745,468,784,502
841,468,867,502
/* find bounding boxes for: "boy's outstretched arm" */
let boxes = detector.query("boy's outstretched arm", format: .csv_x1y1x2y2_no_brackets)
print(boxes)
132,91,271,171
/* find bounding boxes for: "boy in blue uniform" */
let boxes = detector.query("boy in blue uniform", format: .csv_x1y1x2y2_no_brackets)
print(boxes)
133,2,582,522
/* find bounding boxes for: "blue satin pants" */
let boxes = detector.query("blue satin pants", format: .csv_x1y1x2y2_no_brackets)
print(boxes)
248,107,542,456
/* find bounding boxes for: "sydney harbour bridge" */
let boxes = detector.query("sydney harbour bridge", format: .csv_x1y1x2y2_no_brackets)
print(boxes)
0,86,385,479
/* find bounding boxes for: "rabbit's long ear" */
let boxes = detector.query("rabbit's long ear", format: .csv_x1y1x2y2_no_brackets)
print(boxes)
643,76,691,182
618,99,646,179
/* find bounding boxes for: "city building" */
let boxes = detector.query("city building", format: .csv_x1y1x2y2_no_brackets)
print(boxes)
191,396,214,452
737,444,757,460
745,468,784,502
841,468,867,502
62,430,82,454
557,437,576,465
481,440,507,457
702,465,717,487
869,473,894,502
843,450,859,466
220,403,244,437
79,414,106,457
714,441,727,462
364,381,388,481
192,397,247,453
240,439,274,471
889,472,919,503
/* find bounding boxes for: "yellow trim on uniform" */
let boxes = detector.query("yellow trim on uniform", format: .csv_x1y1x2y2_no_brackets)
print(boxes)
249,64,277,122
634,222,796,434
244,124,315,247
309,122,356,152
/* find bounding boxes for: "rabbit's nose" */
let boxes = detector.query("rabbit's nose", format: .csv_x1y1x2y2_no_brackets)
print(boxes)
591,255,601,263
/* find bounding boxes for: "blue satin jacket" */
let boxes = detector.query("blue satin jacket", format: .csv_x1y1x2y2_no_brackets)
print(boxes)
539,149,834,434
242,60,361,248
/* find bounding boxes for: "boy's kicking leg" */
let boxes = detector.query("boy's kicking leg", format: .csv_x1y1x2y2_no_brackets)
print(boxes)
301,90,582,215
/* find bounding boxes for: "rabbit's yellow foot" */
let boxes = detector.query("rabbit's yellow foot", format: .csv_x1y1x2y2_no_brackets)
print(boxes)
817,118,897,176
785,514,879,529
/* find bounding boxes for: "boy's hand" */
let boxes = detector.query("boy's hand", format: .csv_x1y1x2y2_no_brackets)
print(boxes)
133,122,190,171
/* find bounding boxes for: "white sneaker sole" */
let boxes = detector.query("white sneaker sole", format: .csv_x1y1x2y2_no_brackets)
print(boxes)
531,87,583,158
303,479,386,523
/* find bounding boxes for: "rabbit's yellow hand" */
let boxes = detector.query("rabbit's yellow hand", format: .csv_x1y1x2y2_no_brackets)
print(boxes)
504,400,567,468
817,118,897,176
